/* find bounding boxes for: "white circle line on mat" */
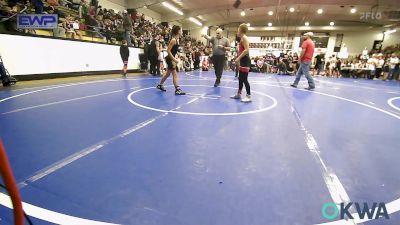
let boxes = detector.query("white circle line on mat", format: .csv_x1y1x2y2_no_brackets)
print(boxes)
388,97,400,112
127,85,277,116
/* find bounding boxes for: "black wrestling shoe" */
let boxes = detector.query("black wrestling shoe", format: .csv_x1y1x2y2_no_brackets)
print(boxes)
157,84,166,92
304,87,315,91
175,88,186,95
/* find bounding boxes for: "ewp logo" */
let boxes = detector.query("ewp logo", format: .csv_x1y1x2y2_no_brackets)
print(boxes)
17,14,58,29
322,202,389,220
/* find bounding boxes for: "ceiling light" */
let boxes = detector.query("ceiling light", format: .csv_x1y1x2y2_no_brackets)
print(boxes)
305,22,310,26
241,10,245,16
350,8,357,14
268,11,273,16
317,9,323,14
162,2,183,15
268,22,272,27
188,17,202,26
329,21,334,26
289,7,295,12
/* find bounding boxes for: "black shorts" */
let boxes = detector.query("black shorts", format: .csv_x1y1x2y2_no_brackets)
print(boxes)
239,55,251,73
240,55,251,67
165,56,177,70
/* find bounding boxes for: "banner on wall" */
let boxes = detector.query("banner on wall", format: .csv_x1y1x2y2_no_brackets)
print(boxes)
17,14,58,29
372,40,383,51
334,34,343,52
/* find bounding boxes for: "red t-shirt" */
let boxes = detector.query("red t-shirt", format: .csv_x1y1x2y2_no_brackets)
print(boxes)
300,39,315,63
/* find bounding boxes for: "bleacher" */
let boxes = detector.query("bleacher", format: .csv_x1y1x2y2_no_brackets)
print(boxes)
0,1,120,45
57,5,79,18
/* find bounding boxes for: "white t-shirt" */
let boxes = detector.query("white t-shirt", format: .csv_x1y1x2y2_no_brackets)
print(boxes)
389,57,399,69
330,58,337,69
376,59,384,69
367,58,376,70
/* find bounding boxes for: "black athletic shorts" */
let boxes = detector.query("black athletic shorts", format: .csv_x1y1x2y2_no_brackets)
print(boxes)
240,55,251,68
165,56,177,70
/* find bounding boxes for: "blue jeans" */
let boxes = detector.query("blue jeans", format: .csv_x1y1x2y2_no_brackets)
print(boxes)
124,31,132,46
316,63,323,75
388,68,399,80
293,62,315,88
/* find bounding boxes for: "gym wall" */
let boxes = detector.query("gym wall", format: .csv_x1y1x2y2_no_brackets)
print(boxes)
190,27,400,56
0,34,143,76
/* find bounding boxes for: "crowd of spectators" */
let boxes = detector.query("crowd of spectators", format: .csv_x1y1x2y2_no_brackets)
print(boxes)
337,51,399,80
238,47,399,81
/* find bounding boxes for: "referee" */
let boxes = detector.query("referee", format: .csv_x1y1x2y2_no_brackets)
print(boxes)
202,28,230,87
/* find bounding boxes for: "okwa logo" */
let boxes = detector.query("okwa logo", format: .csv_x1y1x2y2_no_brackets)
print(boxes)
322,202,389,220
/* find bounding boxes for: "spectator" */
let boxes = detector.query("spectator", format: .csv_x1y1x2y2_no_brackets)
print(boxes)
34,0,43,13
51,8,66,38
104,19,114,43
324,56,331,77
47,0,59,7
86,14,103,38
193,48,201,70
122,10,132,46
176,56,183,72
148,34,161,75
277,58,287,75
329,55,337,77
382,54,390,80
79,0,88,17
64,15,82,39
183,56,191,72
314,53,324,75
375,54,384,79
119,39,129,76
53,24,66,37
0,61,8,86
387,53,399,80
89,0,98,15
334,58,342,78
367,54,377,79
202,57,209,71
